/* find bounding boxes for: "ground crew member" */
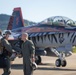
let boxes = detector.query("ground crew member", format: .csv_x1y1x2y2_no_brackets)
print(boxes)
21,33,35,75
1,31,14,75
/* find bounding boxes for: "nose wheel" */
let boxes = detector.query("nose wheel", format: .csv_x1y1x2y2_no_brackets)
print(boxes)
61,60,67,67
55,59,61,67
55,59,67,67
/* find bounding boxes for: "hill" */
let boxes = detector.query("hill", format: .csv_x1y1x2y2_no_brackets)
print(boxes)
0,14,36,30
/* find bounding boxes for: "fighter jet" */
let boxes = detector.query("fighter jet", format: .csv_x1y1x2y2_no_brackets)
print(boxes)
4,7,76,67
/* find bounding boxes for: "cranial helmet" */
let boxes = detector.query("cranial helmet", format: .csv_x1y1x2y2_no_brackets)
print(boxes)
3,30,11,35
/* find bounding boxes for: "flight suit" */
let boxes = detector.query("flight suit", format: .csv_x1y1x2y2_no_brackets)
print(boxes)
1,38,13,75
21,40,35,75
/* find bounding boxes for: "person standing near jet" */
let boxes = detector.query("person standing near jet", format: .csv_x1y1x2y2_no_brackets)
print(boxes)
1,31,15,75
21,33,35,75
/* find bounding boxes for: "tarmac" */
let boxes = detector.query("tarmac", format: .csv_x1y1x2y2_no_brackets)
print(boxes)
0,53,76,75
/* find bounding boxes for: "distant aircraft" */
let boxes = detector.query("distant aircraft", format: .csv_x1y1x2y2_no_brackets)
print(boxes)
3,7,76,67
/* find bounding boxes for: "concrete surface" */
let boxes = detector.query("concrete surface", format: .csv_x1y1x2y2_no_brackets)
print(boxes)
0,53,76,75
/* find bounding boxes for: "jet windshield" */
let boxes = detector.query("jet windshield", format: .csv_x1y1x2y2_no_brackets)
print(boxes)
40,16,76,27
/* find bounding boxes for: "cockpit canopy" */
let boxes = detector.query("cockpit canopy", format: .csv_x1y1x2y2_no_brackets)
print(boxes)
40,16,76,27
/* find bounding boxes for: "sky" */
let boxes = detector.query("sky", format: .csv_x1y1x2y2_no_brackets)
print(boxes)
0,0,76,22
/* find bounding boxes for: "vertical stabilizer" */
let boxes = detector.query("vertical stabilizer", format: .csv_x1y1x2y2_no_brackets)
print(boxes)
7,7,24,30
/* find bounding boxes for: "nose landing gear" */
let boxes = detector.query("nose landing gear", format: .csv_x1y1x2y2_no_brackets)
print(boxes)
51,48,67,67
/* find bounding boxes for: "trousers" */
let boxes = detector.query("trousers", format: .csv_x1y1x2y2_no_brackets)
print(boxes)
23,60,33,75
2,56,11,75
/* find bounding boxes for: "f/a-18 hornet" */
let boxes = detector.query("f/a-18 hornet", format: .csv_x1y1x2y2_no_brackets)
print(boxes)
3,7,76,67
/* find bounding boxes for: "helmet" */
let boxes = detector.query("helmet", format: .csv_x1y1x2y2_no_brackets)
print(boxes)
3,30,11,35
31,62,37,70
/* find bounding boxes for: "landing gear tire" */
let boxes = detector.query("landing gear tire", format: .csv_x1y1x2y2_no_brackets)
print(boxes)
61,60,67,67
35,56,41,65
55,59,61,67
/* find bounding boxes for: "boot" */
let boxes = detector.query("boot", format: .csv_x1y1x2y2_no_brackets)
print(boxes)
2,71,11,75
